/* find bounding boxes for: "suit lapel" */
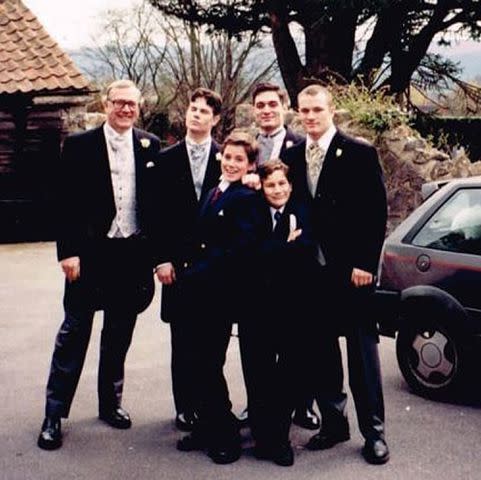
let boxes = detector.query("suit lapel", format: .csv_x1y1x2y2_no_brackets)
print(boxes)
201,141,221,200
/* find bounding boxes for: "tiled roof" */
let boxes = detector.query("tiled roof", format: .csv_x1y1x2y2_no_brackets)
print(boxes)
0,0,90,94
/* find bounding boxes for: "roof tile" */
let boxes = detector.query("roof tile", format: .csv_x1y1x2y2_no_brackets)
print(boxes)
0,0,91,94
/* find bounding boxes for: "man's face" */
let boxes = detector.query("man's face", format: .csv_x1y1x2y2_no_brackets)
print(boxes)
253,90,286,134
185,97,220,137
262,169,292,209
221,144,251,183
104,86,140,133
298,92,335,140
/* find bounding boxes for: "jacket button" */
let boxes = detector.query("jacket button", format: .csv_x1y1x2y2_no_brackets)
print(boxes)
183,262,188,268
201,243,206,249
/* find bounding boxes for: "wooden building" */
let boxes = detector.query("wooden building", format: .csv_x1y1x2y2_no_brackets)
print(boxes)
0,0,92,241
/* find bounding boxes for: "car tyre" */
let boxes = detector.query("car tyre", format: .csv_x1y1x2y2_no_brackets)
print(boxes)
396,321,468,400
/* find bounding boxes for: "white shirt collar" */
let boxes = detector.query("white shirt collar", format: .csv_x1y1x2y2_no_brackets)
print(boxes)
186,135,212,148
306,125,337,152
218,178,231,192
104,122,133,142
270,205,285,218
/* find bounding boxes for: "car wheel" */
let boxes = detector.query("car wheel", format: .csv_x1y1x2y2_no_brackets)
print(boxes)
396,321,466,399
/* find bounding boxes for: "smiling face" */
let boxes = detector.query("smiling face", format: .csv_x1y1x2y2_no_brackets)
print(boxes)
104,85,141,133
221,144,251,182
254,90,286,134
185,96,220,139
298,91,335,141
262,169,292,209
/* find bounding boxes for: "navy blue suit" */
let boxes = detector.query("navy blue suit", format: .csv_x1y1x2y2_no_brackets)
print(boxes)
45,125,160,418
180,181,259,448
283,130,388,440
239,196,319,449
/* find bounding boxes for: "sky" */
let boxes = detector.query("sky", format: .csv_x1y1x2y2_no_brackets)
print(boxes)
23,0,140,50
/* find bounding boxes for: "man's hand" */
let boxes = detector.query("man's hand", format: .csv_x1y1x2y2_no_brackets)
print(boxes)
155,262,177,285
351,267,373,288
287,228,302,243
242,173,261,190
61,256,80,282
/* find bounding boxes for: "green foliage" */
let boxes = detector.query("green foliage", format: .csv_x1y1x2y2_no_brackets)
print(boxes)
333,83,410,133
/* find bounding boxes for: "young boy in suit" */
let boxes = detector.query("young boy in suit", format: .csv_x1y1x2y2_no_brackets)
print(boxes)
238,159,319,467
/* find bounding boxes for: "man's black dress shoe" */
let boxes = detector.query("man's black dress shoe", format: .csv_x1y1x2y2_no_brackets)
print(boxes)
175,411,198,432
99,407,131,429
305,428,350,451
362,438,390,465
208,444,241,464
177,433,205,452
37,417,62,450
292,407,320,430
237,407,249,428
272,443,294,467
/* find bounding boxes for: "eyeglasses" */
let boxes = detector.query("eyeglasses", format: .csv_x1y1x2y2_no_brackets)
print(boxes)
108,99,139,111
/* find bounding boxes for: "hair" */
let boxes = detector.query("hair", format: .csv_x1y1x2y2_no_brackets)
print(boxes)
251,82,290,107
222,130,258,165
103,79,143,104
258,159,290,181
297,84,334,107
190,87,223,116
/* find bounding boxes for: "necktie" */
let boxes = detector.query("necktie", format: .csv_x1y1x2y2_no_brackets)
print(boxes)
306,143,325,195
190,143,206,178
273,210,282,230
257,134,275,165
210,186,222,205
109,134,129,158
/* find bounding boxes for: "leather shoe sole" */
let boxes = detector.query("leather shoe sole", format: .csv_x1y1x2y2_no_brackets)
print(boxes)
305,430,350,451
362,438,390,465
99,407,131,429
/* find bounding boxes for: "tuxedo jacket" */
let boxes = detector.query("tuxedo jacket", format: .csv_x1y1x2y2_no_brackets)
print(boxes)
280,126,304,158
150,139,221,322
282,130,387,285
57,124,161,313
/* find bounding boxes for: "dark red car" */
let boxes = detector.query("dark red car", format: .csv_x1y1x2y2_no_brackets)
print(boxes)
376,176,481,399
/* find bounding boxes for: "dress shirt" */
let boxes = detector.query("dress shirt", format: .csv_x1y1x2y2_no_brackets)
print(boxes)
270,205,285,230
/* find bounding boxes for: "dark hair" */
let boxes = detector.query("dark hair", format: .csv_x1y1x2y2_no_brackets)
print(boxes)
190,87,223,116
222,130,258,165
258,159,290,181
251,82,290,107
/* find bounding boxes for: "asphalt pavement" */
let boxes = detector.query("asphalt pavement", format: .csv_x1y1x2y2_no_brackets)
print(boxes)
1,242,480,480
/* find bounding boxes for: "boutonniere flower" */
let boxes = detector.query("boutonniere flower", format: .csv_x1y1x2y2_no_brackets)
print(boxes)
146,161,155,168
286,140,294,149
216,152,223,161
140,138,151,148
336,148,343,158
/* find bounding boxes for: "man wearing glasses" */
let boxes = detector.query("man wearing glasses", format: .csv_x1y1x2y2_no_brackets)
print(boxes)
37,79,161,450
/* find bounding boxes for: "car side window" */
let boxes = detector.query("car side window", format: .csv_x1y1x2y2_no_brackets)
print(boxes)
412,188,481,255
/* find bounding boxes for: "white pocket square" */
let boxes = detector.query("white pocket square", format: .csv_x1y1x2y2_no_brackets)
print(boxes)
218,210,224,216
146,161,155,168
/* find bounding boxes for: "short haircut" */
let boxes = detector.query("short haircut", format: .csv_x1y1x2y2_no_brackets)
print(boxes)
104,79,142,103
222,130,258,165
190,87,223,116
297,84,334,107
258,159,290,181
252,82,290,107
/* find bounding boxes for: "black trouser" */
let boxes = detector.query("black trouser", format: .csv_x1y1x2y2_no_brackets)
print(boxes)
239,317,302,449
312,286,385,440
45,306,137,418
169,317,198,415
